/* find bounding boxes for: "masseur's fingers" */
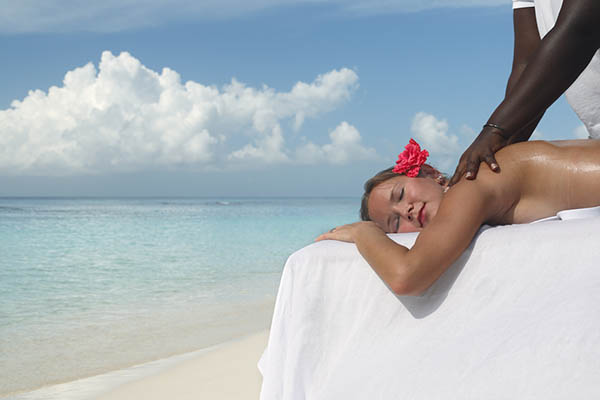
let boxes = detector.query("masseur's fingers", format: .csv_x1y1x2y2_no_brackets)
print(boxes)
449,159,467,187
449,130,507,186
484,154,500,172
464,158,481,181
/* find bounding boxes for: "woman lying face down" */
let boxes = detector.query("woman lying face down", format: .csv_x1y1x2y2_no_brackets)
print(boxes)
316,138,600,296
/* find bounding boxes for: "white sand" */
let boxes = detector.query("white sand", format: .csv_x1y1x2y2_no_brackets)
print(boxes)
94,330,269,400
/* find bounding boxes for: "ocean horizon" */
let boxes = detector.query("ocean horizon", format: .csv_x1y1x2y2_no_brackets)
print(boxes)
0,196,359,397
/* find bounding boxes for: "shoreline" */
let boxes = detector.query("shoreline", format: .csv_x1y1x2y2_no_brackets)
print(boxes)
2,298,276,397
3,330,269,400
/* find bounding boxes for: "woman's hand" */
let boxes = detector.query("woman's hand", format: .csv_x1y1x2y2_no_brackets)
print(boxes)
315,221,383,243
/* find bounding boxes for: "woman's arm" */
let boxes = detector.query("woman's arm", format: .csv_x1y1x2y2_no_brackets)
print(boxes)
397,182,491,294
317,181,494,296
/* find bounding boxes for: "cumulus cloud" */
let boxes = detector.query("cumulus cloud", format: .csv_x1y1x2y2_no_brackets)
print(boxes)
228,125,289,163
0,51,359,175
410,112,461,171
0,0,506,33
295,121,378,164
574,124,590,139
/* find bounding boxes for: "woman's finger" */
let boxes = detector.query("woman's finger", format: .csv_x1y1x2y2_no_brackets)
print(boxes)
316,228,340,241
315,233,329,241
315,224,355,242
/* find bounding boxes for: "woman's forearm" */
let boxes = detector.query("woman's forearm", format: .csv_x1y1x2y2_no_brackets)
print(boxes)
353,228,424,296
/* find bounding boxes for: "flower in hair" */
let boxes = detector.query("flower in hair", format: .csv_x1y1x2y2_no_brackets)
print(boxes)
393,138,429,177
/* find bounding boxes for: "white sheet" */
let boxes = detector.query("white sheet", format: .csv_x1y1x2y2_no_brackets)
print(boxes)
259,215,600,399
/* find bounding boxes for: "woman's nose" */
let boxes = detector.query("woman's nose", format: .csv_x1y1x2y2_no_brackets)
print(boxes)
393,202,414,221
405,204,414,221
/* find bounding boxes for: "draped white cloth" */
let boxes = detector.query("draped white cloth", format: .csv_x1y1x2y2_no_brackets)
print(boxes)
259,210,600,399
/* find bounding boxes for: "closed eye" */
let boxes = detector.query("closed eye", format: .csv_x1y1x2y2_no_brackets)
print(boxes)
392,184,404,202
393,185,404,232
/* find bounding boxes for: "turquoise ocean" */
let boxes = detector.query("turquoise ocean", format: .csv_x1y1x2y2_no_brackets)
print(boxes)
0,197,359,398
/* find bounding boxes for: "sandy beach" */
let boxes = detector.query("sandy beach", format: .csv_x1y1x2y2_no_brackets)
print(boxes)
94,330,269,400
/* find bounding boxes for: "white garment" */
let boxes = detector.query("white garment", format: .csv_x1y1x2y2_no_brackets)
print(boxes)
513,0,600,138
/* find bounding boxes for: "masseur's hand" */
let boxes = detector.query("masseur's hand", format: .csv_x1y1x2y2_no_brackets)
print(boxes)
315,221,382,243
449,128,508,186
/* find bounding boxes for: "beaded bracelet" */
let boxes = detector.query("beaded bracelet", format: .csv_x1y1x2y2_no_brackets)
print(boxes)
483,123,511,139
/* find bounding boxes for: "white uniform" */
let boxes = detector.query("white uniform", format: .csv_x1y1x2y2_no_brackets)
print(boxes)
513,0,600,138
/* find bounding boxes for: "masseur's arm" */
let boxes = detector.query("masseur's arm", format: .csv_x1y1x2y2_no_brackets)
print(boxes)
451,8,541,186
503,7,544,145
450,0,600,185
316,182,492,296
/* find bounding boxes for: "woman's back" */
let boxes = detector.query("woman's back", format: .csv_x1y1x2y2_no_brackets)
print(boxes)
318,138,600,295
478,139,600,225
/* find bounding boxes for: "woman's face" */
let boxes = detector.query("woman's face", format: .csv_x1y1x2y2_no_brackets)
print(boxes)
367,175,445,233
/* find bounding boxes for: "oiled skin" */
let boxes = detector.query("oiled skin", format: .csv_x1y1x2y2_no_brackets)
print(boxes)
478,139,600,225
317,139,600,295
401,140,600,293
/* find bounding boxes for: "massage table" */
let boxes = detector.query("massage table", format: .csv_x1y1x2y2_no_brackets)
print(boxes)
259,208,600,399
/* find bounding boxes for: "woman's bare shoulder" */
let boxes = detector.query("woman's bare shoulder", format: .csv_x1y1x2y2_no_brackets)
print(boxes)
446,164,520,225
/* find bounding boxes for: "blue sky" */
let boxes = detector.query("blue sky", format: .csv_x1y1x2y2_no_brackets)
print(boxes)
0,1,583,197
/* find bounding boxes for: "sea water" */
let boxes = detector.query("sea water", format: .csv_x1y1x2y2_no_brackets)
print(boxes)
0,197,358,397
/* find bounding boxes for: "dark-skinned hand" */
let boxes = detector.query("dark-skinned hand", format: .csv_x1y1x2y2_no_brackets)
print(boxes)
449,128,509,186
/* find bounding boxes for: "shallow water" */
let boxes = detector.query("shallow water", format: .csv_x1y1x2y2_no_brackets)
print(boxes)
0,197,358,396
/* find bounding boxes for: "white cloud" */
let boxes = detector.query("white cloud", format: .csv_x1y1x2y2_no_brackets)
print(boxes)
228,125,290,163
0,0,506,33
295,121,378,164
410,112,461,171
574,125,590,139
411,112,459,154
0,51,359,175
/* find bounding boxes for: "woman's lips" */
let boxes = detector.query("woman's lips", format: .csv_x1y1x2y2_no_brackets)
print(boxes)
418,204,425,227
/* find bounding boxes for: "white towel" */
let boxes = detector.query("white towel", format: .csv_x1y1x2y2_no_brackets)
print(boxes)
259,212,600,399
